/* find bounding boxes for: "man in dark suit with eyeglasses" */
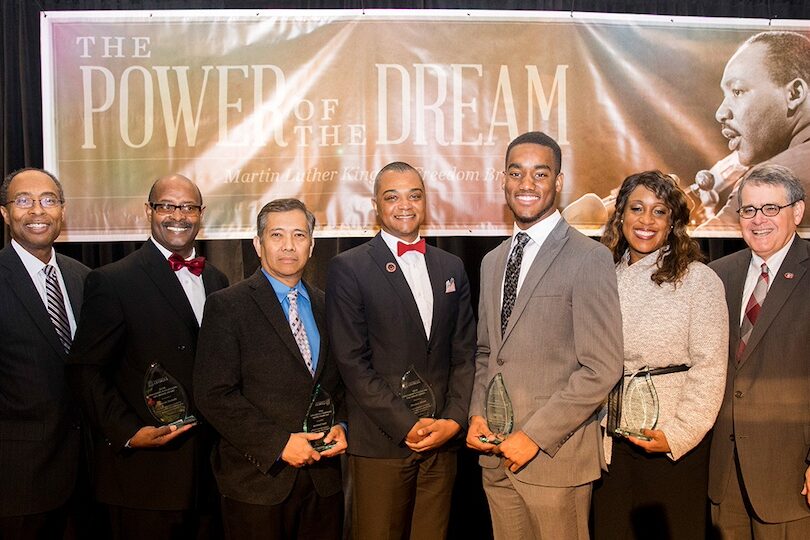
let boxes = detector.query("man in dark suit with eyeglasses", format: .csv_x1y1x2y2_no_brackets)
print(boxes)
68,174,228,540
0,168,90,539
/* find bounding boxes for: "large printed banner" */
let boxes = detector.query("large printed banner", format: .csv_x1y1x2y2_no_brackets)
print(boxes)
41,10,810,240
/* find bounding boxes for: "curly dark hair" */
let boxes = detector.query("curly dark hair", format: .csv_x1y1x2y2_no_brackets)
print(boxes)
601,170,703,285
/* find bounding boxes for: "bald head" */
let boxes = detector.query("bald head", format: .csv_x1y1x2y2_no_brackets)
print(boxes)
148,174,202,206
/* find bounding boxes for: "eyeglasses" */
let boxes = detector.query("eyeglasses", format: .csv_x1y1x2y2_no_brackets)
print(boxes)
737,201,798,219
2,195,63,209
148,202,203,216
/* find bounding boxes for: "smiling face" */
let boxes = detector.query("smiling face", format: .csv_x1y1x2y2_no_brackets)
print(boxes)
0,170,65,263
621,185,672,264
503,143,562,229
145,175,203,258
372,168,426,242
739,182,804,261
715,42,793,166
252,209,314,287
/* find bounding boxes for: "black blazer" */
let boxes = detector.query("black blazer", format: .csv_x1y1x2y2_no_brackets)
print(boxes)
194,270,344,506
0,246,89,516
326,234,477,458
67,241,228,511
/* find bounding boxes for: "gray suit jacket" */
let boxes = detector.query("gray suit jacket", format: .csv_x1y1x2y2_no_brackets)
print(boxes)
708,236,810,523
470,218,623,487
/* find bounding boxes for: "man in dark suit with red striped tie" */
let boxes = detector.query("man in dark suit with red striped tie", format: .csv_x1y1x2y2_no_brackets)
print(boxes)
709,163,810,537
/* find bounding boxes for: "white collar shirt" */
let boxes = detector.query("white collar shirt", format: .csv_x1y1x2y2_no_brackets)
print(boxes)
739,234,796,325
381,230,433,339
151,238,206,325
500,210,562,307
12,239,78,335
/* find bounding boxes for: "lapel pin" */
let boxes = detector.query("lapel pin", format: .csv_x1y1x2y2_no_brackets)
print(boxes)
386,262,397,273
784,272,794,279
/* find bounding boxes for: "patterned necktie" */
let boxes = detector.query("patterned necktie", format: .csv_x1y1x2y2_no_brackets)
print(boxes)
736,262,769,363
287,289,314,375
43,265,72,352
500,232,530,337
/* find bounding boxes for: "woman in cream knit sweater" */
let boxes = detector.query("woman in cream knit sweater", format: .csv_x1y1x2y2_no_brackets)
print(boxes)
593,171,728,539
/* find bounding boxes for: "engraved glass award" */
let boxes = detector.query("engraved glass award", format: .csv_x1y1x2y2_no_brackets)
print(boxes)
614,370,659,441
143,362,197,426
399,365,437,418
303,384,336,452
479,373,514,445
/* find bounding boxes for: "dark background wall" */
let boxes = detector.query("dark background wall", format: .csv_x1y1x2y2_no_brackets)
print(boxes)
2,2,807,537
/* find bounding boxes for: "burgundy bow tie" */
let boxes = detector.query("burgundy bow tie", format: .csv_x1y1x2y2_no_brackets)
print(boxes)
397,238,426,256
168,253,206,276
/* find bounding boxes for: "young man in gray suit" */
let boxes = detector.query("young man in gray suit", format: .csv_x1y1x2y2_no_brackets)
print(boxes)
709,163,810,537
0,168,90,538
466,132,623,539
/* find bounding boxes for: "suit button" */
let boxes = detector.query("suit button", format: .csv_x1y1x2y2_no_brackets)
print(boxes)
496,358,504,366
729,434,735,441
177,345,187,351
734,391,743,398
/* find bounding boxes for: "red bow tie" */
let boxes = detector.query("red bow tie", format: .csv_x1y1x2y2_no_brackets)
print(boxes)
168,253,206,276
397,238,426,256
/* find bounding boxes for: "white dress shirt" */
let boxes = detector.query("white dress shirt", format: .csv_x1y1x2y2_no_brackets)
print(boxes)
739,235,796,325
151,238,206,325
500,210,562,307
381,230,434,339
12,239,78,335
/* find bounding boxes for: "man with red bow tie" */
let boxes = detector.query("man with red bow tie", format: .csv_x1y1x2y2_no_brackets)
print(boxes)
68,174,229,540
327,162,477,539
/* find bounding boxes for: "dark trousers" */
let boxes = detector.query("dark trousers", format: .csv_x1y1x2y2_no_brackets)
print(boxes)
0,507,67,540
221,470,343,540
107,504,221,540
349,451,456,540
593,435,711,540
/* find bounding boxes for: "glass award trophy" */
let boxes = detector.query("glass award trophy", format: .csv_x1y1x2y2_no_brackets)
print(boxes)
143,362,197,426
399,365,437,418
479,373,514,445
303,384,336,452
614,370,659,441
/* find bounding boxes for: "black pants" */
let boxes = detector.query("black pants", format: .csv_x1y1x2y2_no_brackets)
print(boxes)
593,434,711,540
221,470,343,540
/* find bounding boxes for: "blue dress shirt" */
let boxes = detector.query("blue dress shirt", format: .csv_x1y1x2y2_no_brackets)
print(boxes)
261,270,321,372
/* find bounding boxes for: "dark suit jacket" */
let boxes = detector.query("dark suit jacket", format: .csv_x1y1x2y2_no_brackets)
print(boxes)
0,245,89,516
326,234,477,458
194,271,343,506
67,241,228,511
709,236,810,523
469,219,623,487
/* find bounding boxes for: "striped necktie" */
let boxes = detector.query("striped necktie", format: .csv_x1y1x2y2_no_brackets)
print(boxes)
736,263,769,363
287,289,314,375
43,265,72,352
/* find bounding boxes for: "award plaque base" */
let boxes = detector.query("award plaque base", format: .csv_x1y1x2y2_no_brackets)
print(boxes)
612,428,652,441
478,435,504,445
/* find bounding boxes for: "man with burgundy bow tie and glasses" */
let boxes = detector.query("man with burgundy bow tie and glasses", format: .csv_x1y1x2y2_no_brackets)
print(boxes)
327,161,476,539
708,163,810,538
67,174,228,540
